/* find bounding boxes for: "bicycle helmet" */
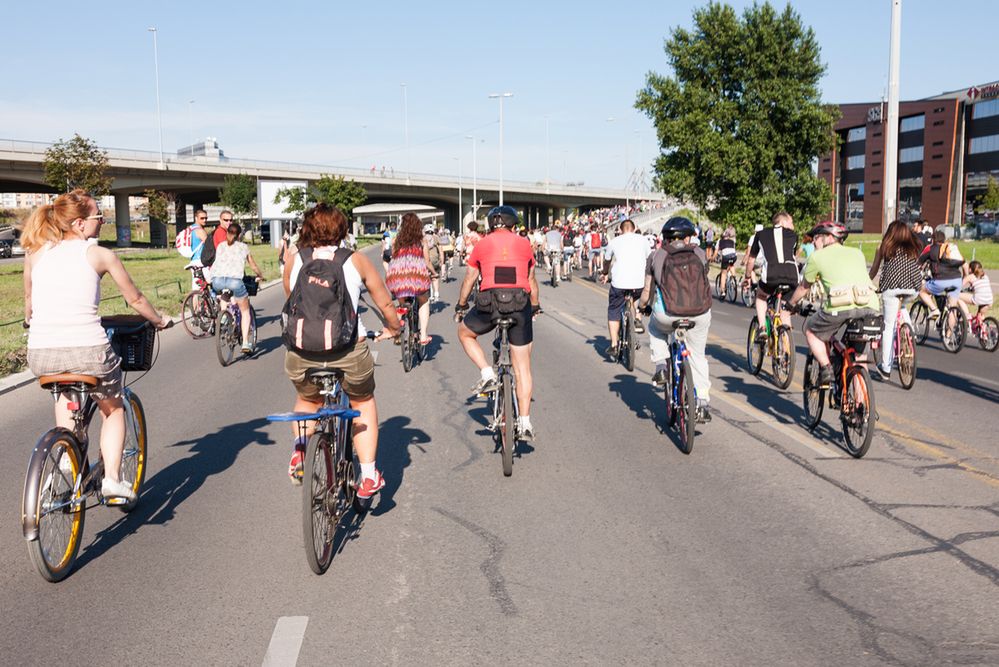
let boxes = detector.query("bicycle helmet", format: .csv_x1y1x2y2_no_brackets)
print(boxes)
807,221,848,242
486,205,519,229
661,216,696,240
423,223,435,234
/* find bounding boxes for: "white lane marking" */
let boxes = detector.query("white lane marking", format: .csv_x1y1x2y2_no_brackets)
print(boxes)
710,391,845,458
371,350,379,363
552,308,585,326
262,616,309,667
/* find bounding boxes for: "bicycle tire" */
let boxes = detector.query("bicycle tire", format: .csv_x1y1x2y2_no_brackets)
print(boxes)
714,273,722,299
302,431,336,575
677,360,696,454
117,389,147,513
802,354,824,430
980,317,999,352
246,306,258,352
500,374,514,477
665,361,678,428
181,291,212,339
772,325,795,389
896,322,917,389
741,283,754,307
746,316,764,375
726,276,737,303
216,311,236,367
624,308,636,372
941,306,966,353
909,302,929,344
842,365,875,458
24,430,86,582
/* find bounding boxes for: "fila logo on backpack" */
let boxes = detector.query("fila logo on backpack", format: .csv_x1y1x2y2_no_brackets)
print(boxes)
282,247,358,357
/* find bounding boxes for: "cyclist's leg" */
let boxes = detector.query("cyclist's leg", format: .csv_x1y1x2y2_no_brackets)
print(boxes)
417,291,431,341
880,290,902,370
607,287,624,350
919,281,938,312
648,315,670,382
681,311,712,404
235,295,251,346
754,285,769,334
509,344,533,417
457,309,497,378
96,396,126,482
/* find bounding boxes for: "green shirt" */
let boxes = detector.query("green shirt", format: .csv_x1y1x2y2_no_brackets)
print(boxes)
803,243,880,314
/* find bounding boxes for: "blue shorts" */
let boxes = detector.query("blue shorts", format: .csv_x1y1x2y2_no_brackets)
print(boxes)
608,286,643,321
211,276,248,299
925,278,962,298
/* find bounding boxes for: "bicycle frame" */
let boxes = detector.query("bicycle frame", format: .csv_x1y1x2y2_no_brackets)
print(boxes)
669,330,695,409
829,339,867,413
490,322,520,427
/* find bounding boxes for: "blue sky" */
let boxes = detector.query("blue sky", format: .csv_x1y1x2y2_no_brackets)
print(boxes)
3,0,995,189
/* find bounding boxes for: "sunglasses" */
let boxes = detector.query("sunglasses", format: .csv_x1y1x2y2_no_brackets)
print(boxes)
84,214,104,223
220,218,233,223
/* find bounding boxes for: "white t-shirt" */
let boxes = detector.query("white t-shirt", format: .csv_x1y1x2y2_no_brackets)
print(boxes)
212,240,250,279
290,247,367,336
603,232,651,290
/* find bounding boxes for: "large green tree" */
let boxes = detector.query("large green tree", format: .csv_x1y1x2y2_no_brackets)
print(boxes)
274,174,367,220
218,173,257,217
42,134,113,195
635,2,839,240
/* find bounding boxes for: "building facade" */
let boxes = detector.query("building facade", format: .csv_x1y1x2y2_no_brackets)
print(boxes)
821,81,999,232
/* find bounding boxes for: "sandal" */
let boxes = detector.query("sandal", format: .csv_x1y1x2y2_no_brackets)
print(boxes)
419,337,432,346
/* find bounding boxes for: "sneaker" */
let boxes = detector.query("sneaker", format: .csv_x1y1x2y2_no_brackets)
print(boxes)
241,344,253,354
652,368,668,387
755,326,767,343
635,320,646,334
696,401,712,424
101,477,137,503
928,309,941,320
517,420,535,441
817,365,834,388
355,471,385,499
472,375,499,395
607,343,620,361
876,363,892,378
288,450,305,486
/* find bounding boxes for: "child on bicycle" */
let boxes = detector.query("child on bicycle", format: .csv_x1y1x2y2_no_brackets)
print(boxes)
22,190,171,502
960,260,993,322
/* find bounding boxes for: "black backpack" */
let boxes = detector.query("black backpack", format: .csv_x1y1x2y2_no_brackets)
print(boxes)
199,230,217,267
282,247,358,357
653,244,712,317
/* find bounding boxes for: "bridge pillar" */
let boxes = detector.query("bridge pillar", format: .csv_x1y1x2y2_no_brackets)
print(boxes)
114,193,131,247
175,197,188,235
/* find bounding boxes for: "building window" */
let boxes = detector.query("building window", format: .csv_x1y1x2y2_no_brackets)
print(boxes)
899,146,924,163
932,154,943,159
930,186,942,191
933,106,946,113
969,134,999,154
972,98,999,120
900,115,925,132
847,155,865,169
932,140,944,146
847,127,866,142
899,175,922,220
872,161,882,167
873,131,883,137
930,174,942,179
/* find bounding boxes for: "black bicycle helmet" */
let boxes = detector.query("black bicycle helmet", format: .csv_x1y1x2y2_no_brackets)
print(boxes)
661,216,696,240
807,221,848,242
486,205,519,230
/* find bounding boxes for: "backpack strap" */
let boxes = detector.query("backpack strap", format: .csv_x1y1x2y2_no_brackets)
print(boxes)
299,246,314,264
333,246,353,267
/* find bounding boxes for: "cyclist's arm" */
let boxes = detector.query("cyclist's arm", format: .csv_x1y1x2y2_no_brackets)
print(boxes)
638,274,654,310
457,265,480,307
744,255,756,279
422,240,436,276
245,251,264,280
22,250,34,323
869,246,882,280
282,245,298,296
88,245,168,327
788,279,811,308
353,253,401,336
528,265,540,307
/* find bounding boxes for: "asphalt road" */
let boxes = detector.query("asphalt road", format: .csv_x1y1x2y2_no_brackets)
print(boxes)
2,249,998,666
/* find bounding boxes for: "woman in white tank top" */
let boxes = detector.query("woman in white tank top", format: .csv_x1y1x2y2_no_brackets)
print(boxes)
22,190,170,501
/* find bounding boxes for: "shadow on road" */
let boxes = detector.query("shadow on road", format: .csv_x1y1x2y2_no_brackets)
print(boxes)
72,417,276,574
586,335,613,361
917,366,999,405
608,373,661,426
371,415,431,517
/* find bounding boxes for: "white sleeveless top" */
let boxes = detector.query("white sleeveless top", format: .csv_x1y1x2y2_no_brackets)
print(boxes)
28,239,108,349
290,247,367,337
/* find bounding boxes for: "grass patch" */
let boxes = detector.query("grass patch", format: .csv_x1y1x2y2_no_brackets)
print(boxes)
0,244,282,376
845,234,999,269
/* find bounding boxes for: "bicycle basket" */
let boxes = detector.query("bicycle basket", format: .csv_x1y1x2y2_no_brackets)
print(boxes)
242,275,260,296
101,315,155,371
843,315,884,342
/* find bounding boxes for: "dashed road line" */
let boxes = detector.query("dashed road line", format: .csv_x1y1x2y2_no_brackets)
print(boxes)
262,616,309,667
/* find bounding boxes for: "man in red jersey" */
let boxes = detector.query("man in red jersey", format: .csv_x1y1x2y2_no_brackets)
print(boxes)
455,205,541,440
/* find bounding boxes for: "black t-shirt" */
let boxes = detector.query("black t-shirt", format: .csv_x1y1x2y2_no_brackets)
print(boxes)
750,227,799,284
562,230,575,247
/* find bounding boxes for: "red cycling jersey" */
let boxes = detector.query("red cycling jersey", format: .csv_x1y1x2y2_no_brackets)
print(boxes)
467,229,534,291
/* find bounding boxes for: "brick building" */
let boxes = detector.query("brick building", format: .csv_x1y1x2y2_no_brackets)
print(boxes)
820,81,999,232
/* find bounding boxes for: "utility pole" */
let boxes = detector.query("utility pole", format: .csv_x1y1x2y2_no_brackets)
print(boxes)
883,0,902,231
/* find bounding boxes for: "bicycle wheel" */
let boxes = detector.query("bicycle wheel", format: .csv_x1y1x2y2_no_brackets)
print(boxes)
216,311,236,367
246,306,258,352
302,431,336,575
714,273,722,299
909,302,929,344
24,430,86,582
741,283,754,307
624,308,636,372
746,316,764,375
940,306,966,353
117,389,147,513
677,360,696,454
980,317,999,352
842,366,876,458
802,354,825,430
725,276,737,303
896,322,917,389
772,325,795,389
181,291,212,339
500,374,514,476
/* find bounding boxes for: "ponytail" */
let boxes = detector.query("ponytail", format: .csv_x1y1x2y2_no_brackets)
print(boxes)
20,189,93,253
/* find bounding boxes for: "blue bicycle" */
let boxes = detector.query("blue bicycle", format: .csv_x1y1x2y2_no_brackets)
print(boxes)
664,319,697,454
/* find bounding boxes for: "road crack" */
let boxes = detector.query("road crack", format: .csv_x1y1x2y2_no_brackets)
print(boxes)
432,507,517,615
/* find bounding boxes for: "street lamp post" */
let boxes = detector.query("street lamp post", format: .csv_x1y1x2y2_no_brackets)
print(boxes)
187,99,195,153
148,27,164,168
466,135,481,220
545,115,551,194
401,83,410,185
453,156,463,230
883,0,902,231
489,92,513,205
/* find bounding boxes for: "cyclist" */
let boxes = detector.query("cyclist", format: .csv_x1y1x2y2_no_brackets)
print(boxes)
787,221,879,387
868,220,923,376
462,221,482,265
743,212,799,342
716,227,738,294
281,204,401,493
960,260,993,321
454,205,541,440
586,225,604,279
544,221,564,283
917,229,966,319
424,223,443,303
561,224,576,274
637,216,713,423
572,228,584,269
600,218,651,360
385,213,437,346
22,189,171,502
211,222,265,354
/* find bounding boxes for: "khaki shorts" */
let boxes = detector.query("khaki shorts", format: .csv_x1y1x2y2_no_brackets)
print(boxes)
28,343,122,401
285,338,375,401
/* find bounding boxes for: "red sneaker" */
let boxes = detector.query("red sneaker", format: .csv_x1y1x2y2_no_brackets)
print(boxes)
288,450,304,486
355,471,385,499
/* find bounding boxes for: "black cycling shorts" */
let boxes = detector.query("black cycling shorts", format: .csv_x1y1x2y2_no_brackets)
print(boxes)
758,281,796,297
719,254,737,269
462,301,534,346
607,286,643,321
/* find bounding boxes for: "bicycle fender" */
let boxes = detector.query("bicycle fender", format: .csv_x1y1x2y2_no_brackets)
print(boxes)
22,428,78,542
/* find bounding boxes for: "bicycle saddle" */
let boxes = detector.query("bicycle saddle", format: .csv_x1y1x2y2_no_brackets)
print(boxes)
943,286,959,293
305,368,345,384
672,320,695,330
39,374,98,390
493,317,515,327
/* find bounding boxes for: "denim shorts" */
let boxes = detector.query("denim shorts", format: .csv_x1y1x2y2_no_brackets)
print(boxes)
925,278,962,298
211,276,248,299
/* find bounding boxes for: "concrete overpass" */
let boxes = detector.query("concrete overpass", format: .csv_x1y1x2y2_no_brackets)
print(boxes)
0,138,666,245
